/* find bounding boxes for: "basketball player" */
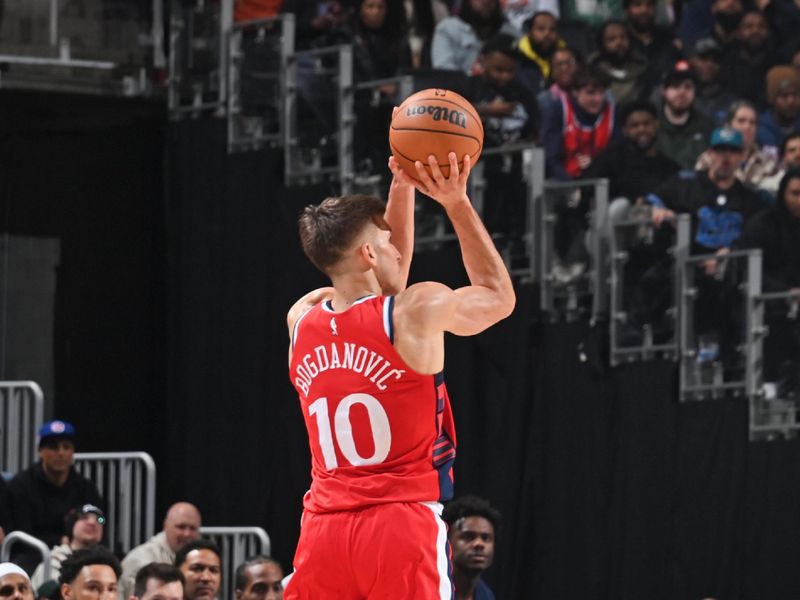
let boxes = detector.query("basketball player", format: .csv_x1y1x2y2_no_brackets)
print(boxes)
284,151,515,599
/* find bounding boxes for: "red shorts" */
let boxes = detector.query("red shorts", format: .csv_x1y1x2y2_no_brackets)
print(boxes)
283,501,453,600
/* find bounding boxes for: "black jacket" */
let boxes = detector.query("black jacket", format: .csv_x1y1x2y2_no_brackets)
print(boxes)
737,200,800,292
8,461,103,548
0,476,10,532
583,138,680,200
648,170,767,253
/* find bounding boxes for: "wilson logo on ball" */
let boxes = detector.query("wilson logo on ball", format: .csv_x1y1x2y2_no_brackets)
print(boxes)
405,105,468,129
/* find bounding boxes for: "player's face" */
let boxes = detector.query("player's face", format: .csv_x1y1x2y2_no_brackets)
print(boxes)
236,563,283,600
371,227,403,295
0,574,34,600
783,177,800,218
448,516,496,574
60,565,118,600
180,550,221,600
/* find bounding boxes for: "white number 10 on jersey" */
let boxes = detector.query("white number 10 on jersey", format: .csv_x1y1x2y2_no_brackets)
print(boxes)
308,394,392,469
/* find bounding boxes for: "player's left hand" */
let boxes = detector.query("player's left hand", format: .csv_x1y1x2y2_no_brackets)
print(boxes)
388,155,415,191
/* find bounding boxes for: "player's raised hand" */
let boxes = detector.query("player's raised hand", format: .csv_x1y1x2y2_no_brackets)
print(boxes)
388,155,414,191
413,152,471,211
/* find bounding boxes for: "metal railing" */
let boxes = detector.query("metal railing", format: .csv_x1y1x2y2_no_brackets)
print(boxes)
73,452,156,555
679,249,762,402
539,178,609,321
0,0,163,96
201,526,271,600
283,44,354,188
0,531,51,583
608,214,690,365
749,289,800,440
227,14,294,152
0,381,44,475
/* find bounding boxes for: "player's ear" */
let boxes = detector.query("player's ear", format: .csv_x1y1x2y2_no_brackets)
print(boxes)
360,242,376,265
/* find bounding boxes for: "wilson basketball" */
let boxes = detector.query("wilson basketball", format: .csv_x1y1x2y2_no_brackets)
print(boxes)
389,89,483,182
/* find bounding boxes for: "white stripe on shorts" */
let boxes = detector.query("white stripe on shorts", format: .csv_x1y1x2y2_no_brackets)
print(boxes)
422,501,453,600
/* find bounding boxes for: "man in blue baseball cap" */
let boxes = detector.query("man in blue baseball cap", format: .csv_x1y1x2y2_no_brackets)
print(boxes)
7,421,103,573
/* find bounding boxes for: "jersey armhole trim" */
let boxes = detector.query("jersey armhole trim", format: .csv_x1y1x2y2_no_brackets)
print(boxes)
383,296,395,344
291,308,313,350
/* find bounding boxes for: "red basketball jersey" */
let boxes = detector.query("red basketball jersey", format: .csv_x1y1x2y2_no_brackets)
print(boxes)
290,295,456,513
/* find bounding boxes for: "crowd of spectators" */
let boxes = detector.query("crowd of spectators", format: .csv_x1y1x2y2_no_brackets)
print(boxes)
0,419,500,600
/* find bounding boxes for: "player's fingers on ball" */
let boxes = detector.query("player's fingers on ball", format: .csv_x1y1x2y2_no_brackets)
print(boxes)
461,154,472,179
427,154,446,183
414,160,435,188
447,152,459,180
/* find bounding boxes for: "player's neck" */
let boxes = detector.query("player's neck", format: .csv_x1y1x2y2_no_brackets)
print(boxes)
329,273,382,311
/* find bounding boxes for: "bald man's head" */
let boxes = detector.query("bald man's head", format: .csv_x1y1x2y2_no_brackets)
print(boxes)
163,503,201,552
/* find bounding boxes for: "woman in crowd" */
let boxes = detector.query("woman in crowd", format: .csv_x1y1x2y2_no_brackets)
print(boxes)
695,99,779,188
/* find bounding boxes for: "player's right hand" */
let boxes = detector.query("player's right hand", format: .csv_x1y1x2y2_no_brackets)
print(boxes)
412,152,471,211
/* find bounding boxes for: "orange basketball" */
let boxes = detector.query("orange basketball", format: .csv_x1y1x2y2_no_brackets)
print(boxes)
389,88,483,182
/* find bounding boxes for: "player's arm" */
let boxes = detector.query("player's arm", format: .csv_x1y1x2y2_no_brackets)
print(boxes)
385,151,415,290
286,287,335,363
402,153,516,335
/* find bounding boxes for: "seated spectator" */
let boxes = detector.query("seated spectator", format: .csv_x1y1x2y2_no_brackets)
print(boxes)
234,557,283,600
737,168,800,383
708,0,743,51
625,0,681,77
543,66,615,179
130,563,184,600
59,547,120,600
403,0,450,68
349,0,411,176
467,33,539,243
31,504,106,590
717,10,778,109
695,100,779,188
689,37,738,124
738,167,800,292
515,11,566,96
442,496,500,600
0,563,34,600
279,1,350,50
585,100,680,203
588,20,651,104
537,46,580,120
175,541,221,600
503,0,560,32
757,66,800,151
468,34,540,148
647,127,766,254
760,133,800,196
654,61,714,169
431,0,515,74
761,0,800,59
7,421,103,572
119,503,201,600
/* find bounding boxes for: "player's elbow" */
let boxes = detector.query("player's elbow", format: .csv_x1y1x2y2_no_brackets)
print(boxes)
497,288,516,320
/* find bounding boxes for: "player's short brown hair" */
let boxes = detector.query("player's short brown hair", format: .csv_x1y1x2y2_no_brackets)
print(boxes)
298,195,389,273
